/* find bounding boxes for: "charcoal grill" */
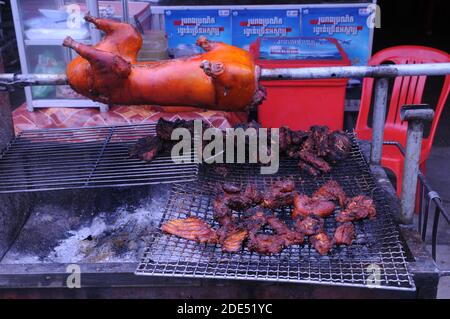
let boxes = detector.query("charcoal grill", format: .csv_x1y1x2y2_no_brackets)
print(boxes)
0,124,198,193
136,134,415,291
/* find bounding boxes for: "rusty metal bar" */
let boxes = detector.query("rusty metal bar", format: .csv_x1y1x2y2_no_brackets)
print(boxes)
370,78,389,165
400,105,435,224
0,73,67,89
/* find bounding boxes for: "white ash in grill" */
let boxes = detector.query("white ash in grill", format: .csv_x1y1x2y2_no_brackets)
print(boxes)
0,185,170,264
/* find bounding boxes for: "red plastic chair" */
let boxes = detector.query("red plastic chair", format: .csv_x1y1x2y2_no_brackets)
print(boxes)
355,45,450,196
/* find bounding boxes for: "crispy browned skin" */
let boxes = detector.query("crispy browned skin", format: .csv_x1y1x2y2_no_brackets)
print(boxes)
292,194,336,219
294,215,324,236
313,180,347,207
63,15,264,111
334,223,355,245
310,232,333,255
336,195,377,222
161,217,217,244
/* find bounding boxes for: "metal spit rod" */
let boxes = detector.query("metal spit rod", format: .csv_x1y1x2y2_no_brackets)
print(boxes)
1,62,450,222
2,62,450,165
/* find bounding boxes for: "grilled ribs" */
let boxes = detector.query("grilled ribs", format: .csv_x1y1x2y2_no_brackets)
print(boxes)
161,217,217,244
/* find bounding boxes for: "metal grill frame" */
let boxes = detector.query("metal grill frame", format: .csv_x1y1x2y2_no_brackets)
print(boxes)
0,124,199,193
136,133,416,291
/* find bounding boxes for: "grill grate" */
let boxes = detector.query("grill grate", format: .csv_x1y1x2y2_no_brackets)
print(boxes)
136,134,415,291
0,124,198,193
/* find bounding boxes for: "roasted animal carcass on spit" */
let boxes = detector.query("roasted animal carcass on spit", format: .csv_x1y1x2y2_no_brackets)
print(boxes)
63,15,265,111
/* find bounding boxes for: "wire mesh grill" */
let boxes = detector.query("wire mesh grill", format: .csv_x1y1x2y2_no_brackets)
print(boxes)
136,134,415,291
0,124,198,193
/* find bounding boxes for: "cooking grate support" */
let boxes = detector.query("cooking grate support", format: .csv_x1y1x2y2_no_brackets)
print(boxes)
0,124,199,193
136,133,416,291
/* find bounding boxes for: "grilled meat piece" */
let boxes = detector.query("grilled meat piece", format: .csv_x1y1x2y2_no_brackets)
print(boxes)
313,180,347,207
161,217,217,244
156,118,197,141
262,192,294,210
212,196,233,224
310,232,333,255
310,125,330,157
279,126,293,152
334,222,355,245
242,208,269,232
128,135,163,162
294,215,324,236
222,183,241,194
242,184,264,205
336,195,377,222
299,150,331,173
220,228,249,253
292,194,336,219
221,184,263,211
291,130,308,145
261,179,296,209
298,161,319,176
247,233,286,255
326,131,352,163
267,216,304,245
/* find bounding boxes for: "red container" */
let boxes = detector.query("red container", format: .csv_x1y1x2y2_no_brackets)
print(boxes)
250,37,351,130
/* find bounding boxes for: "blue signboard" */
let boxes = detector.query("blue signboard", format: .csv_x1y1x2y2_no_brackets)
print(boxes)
300,6,372,66
259,37,342,60
165,9,232,57
231,9,301,51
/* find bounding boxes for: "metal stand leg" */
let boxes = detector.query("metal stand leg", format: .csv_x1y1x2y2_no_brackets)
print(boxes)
370,78,389,165
400,105,435,224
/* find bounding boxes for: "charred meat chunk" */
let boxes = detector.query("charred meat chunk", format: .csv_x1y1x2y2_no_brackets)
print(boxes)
298,161,319,176
267,216,304,246
336,195,377,222
128,135,163,162
222,183,241,194
247,233,286,255
292,194,336,219
310,232,333,255
313,180,347,207
212,196,233,225
294,215,324,236
299,150,331,173
156,118,196,141
333,222,355,245
161,217,217,244
326,131,352,163
261,179,296,209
